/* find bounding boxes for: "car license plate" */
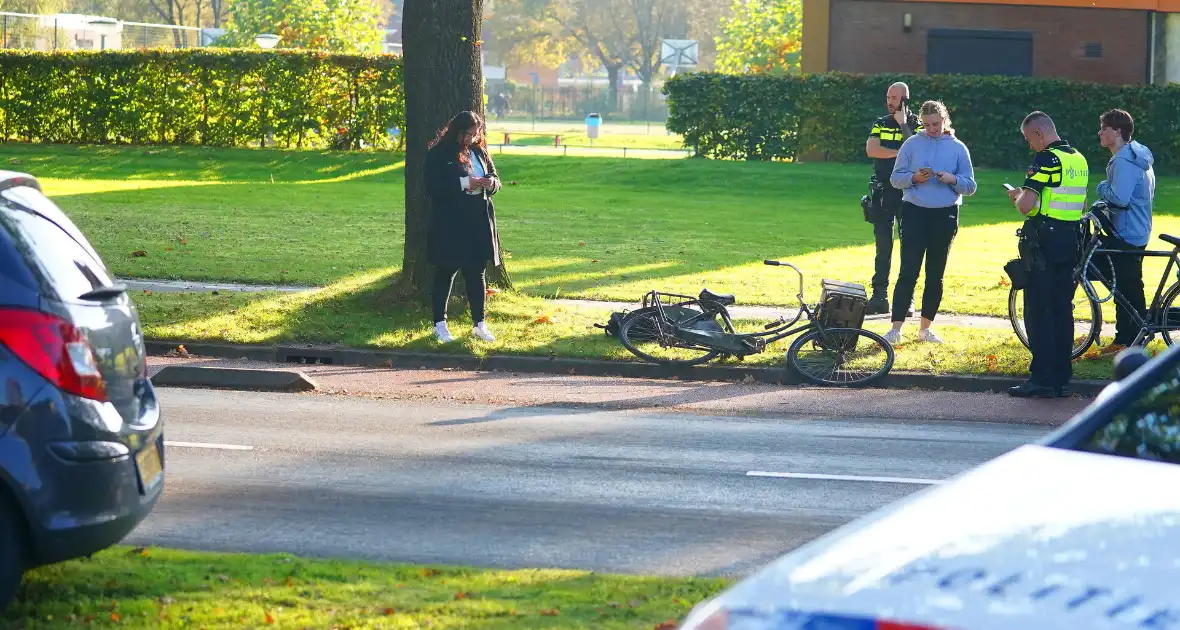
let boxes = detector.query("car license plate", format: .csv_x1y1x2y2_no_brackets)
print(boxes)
136,439,163,492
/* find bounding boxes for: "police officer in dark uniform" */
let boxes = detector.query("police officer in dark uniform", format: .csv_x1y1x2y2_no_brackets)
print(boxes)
1007,111,1089,398
864,82,920,316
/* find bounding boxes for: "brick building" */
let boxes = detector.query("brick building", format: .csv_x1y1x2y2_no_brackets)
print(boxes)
801,0,1180,85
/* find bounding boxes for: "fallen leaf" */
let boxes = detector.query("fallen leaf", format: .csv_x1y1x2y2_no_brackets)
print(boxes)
383,608,396,615
540,609,560,616
655,621,679,630
454,592,469,600
265,612,275,624
534,314,555,324
111,613,121,622
131,250,147,257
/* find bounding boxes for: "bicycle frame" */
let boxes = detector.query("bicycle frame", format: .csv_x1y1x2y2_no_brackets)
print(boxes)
1077,214,1180,344
640,260,833,353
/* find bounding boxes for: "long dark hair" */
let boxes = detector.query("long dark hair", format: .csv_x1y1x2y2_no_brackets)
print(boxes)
428,110,487,167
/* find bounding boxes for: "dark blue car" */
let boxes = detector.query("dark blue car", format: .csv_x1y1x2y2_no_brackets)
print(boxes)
0,172,164,608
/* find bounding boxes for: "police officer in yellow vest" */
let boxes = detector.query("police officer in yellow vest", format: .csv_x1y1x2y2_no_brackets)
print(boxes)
1006,111,1088,398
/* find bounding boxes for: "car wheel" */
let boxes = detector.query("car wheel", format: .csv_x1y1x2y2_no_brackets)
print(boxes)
0,504,24,610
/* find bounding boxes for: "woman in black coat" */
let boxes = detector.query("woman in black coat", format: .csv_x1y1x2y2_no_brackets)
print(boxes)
424,111,503,343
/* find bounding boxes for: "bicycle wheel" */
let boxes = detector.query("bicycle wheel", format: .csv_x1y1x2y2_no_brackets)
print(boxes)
1157,282,1180,347
619,307,722,366
1008,283,1100,360
786,327,895,387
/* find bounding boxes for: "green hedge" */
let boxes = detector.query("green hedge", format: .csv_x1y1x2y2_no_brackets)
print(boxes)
0,49,403,150
664,71,1180,175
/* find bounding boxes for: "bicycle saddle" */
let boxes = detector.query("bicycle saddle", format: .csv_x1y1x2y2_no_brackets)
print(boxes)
699,288,735,306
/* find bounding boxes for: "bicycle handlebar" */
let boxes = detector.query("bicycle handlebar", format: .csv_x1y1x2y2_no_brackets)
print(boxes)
764,259,805,301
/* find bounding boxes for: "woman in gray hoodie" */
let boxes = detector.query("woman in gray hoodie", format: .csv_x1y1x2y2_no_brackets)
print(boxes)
887,100,977,345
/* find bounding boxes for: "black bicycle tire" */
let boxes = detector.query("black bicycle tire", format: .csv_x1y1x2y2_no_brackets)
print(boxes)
1157,282,1180,347
1008,285,1100,360
618,309,722,367
786,327,895,387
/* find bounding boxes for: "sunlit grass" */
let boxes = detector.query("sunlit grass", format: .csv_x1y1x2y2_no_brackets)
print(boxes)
133,269,1128,380
7,546,727,629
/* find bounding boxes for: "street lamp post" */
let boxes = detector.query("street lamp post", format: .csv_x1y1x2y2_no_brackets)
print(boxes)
253,34,280,148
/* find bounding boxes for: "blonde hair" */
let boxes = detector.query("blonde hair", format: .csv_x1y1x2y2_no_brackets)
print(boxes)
919,100,951,129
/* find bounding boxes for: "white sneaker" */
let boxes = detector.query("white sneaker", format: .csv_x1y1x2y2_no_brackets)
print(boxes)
883,329,903,346
434,321,455,343
918,328,944,344
472,321,496,342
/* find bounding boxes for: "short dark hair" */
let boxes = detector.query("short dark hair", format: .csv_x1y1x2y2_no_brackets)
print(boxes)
1100,108,1134,142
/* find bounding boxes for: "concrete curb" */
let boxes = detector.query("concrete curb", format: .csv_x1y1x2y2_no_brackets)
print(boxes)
151,365,318,392
145,339,1113,397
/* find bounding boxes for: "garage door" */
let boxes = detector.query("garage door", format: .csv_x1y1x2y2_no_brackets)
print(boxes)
926,28,1033,77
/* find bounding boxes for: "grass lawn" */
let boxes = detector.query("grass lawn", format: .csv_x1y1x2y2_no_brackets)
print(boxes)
6,546,727,629
28,142,1180,324
133,268,1131,381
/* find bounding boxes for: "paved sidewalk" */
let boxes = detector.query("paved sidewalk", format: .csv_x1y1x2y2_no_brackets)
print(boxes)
147,354,1091,426
123,278,1016,330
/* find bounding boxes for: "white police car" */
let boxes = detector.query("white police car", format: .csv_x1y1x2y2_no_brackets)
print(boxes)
680,347,1179,630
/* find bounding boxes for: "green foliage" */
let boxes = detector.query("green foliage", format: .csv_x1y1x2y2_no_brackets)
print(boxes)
219,0,383,53
0,49,404,150
664,71,1180,175
714,0,802,75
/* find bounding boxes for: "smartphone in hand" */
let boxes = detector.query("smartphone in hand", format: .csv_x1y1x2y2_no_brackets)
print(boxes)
1002,183,1016,191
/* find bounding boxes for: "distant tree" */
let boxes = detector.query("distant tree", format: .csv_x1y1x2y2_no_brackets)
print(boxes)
220,0,383,52
714,0,802,75
482,0,571,69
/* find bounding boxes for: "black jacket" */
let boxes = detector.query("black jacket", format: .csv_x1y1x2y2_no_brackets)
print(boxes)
424,143,503,269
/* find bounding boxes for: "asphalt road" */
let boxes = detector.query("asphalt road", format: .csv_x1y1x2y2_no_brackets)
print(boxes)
127,387,1055,577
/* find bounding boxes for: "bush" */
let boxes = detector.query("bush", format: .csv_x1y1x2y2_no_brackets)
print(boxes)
0,49,403,150
664,71,1180,175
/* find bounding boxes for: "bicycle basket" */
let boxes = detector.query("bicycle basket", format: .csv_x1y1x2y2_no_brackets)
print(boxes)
818,279,868,330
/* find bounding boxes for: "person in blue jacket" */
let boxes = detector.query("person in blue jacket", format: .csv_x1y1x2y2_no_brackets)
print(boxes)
1095,108,1155,354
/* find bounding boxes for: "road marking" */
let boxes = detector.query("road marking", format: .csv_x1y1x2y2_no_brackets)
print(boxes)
746,470,943,485
164,441,255,451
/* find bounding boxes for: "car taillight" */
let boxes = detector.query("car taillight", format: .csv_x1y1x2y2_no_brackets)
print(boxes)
0,308,107,401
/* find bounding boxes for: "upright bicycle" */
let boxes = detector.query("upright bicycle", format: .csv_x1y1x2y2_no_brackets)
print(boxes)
1008,206,1180,359
616,260,895,387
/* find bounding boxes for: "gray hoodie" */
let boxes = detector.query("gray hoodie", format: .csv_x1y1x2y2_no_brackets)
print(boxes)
891,132,978,208
1096,140,1155,247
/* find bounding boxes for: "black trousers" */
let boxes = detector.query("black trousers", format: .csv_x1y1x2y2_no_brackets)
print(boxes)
871,187,903,296
432,265,487,324
1023,219,1082,388
1097,234,1147,346
891,202,959,322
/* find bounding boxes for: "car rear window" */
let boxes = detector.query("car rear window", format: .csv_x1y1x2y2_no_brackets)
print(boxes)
1083,366,1180,464
0,219,38,290
0,187,116,301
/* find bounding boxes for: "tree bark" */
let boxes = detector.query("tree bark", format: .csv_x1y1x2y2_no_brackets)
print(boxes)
397,0,512,302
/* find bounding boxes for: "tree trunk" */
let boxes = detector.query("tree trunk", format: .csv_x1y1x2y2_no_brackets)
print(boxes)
397,0,512,302
605,64,623,112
